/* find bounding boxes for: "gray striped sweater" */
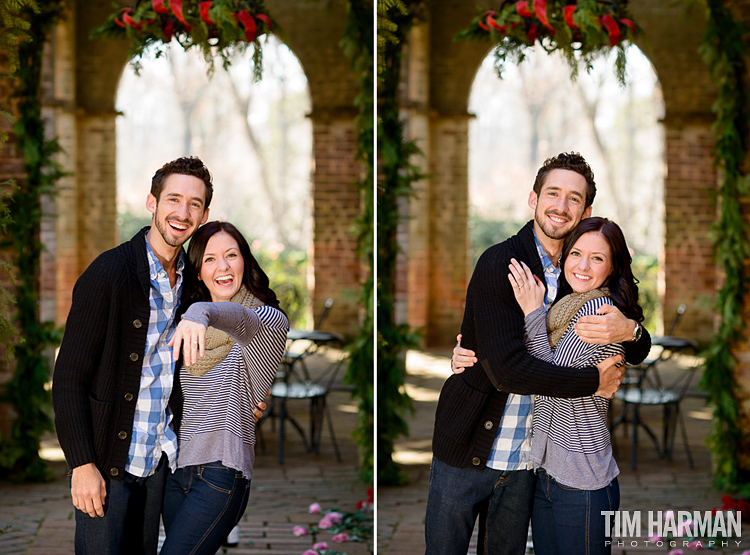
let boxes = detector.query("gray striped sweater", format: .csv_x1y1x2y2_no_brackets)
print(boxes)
524,296,622,490
177,302,289,479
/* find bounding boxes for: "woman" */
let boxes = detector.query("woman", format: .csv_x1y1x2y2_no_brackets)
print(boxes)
508,216,644,555
160,221,289,555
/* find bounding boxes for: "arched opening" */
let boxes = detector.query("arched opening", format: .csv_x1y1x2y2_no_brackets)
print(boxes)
467,44,665,330
115,37,313,326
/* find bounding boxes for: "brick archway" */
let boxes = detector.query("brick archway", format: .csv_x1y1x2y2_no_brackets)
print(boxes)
39,0,363,336
398,1,719,347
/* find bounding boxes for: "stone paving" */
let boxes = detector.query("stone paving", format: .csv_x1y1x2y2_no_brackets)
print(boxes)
0,349,372,555
378,349,750,555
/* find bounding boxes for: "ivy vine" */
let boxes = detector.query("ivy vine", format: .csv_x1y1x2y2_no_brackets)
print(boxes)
377,0,424,486
340,0,375,483
698,0,750,496
0,0,66,482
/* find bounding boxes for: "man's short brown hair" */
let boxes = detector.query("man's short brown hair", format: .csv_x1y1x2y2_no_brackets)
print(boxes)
150,156,214,209
533,152,596,209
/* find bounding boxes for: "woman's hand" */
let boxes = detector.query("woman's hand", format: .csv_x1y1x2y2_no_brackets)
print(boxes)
508,258,545,316
168,319,207,366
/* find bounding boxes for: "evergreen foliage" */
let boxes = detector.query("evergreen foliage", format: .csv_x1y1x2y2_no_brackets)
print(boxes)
698,0,750,496
341,0,375,483
0,0,66,482
377,0,424,486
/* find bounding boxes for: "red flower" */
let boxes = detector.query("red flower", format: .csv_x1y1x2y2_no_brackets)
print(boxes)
563,5,578,29
620,18,635,34
235,9,257,42
516,1,534,18
256,14,273,31
199,1,215,25
152,0,170,15
526,22,538,43
600,14,620,46
169,0,192,32
533,0,555,33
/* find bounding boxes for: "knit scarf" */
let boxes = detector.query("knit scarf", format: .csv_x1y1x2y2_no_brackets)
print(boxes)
186,286,264,377
546,287,609,349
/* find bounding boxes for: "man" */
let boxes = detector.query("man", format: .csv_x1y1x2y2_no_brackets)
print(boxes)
52,157,212,554
424,152,651,554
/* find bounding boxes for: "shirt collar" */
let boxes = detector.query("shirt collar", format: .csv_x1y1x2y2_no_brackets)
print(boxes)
145,233,185,280
532,231,560,274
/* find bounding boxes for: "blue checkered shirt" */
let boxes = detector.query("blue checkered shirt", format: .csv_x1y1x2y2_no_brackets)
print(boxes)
124,239,183,477
486,232,561,470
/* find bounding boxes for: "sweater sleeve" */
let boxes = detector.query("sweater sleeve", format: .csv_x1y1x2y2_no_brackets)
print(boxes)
52,257,116,470
181,302,289,348
467,248,600,398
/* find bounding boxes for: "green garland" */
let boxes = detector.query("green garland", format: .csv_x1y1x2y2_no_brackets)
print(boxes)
0,0,66,482
92,0,274,78
698,0,750,496
340,0,375,483
457,0,639,84
377,0,424,486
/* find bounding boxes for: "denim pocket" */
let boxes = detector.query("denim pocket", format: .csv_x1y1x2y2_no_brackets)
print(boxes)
197,464,237,494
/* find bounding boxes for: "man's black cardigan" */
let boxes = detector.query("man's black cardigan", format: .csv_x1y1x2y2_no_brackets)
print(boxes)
52,228,183,480
431,220,651,469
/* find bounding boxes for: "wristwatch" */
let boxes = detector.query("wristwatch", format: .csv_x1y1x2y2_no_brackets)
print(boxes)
632,322,642,342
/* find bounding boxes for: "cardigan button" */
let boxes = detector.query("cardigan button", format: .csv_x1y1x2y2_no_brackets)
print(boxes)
133,319,143,328
484,420,493,430
109,468,119,477
124,393,134,401
129,353,139,362
471,457,481,466
117,431,128,440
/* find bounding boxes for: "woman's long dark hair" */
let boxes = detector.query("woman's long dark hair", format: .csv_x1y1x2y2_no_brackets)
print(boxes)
181,221,283,313
558,217,644,323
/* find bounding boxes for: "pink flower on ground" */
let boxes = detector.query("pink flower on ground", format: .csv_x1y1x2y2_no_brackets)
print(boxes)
292,525,308,537
668,550,684,555
741,551,750,555
331,533,349,543
318,516,334,530
687,540,703,551
649,533,663,542
326,511,344,524
303,550,318,555
313,542,328,550
309,502,322,514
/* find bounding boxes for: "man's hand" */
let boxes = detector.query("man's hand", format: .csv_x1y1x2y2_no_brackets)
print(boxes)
594,354,625,398
253,398,268,423
574,304,636,344
451,334,477,374
71,463,107,518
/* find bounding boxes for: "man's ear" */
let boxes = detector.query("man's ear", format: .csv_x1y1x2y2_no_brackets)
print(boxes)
200,207,210,225
528,191,538,210
582,205,593,220
146,193,157,216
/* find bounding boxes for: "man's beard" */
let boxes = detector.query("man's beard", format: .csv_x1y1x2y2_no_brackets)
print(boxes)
154,215,192,248
535,209,574,240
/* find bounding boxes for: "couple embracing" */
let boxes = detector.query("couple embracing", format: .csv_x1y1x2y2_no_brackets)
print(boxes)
426,152,652,555
53,156,286,555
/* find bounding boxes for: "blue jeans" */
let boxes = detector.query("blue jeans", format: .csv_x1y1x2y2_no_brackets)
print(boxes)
73,455,168,555
161,462,250,555
532,469,620,555
424,457,535,555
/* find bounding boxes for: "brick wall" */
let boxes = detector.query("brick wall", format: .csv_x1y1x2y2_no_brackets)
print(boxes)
662,122,716,341
311,115,362,336
426,115,471,345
